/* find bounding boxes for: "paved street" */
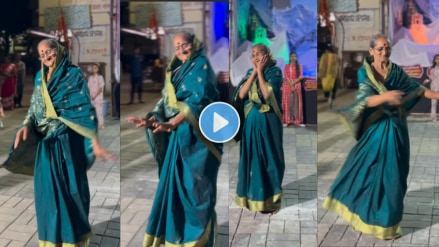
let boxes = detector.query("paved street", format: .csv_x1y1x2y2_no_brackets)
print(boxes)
0,75,120,247
228,122,318,247
119,77,318,247
318,89,439,247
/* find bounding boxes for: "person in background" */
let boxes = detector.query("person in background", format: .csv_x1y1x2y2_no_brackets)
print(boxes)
1,54,17,110
318,45,339,107
88,63,105,129
128,47,145,104
282,51,305,127
14,53,26,108
423,54,439,122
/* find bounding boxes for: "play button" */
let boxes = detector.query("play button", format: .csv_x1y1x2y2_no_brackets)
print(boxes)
213,112,228,132
199,102,240,143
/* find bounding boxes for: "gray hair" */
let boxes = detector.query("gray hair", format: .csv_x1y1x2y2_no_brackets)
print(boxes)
175,31,195,44
38,38,58,49
369,34,391,48
252,43,276,64
253,43,270,54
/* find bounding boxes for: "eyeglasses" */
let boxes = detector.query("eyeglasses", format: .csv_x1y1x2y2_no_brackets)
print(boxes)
374,47,391,53
175,43,189,51
39,49,56,60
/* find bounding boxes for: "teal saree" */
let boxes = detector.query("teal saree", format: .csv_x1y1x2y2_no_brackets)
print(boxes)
4,44,97,247
143,39,222,247
232,63,285,212
323,58,425,239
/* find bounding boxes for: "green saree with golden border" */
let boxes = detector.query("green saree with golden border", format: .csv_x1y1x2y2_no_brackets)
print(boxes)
231,63,285,212
323,58,425,240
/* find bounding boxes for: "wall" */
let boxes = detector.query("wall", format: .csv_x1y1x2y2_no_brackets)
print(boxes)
334,0,382,51
39,0,115,93
128,1,213,60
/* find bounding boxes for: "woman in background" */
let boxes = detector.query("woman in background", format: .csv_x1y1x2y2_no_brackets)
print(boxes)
423,54,439,121
1,54,17,110
282,51,304,127
88,63,105,129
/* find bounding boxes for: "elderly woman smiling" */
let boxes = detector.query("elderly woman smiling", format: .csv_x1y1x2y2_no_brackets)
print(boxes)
127,32,222,247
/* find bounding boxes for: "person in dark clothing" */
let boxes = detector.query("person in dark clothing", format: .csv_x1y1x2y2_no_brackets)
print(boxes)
128,47,145,104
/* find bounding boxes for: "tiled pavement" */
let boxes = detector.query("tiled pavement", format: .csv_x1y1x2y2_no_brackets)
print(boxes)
119,79,229,247
0,75,120,247
318,89,439,247
228,124,318,247
119,77,318,247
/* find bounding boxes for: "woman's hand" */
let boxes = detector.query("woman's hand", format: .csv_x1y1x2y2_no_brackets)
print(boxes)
152,122,175,134
257,55,268,73
252,59,258,73
92,141,117,162
14,126,28,149
126,116,155,128
384,90,404,105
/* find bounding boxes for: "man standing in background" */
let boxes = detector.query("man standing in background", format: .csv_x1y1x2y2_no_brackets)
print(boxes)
128,47,145,104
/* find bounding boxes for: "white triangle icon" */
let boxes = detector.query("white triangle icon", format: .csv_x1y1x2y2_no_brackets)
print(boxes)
213,112,229,133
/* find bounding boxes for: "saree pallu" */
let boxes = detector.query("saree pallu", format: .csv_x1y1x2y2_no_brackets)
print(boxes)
323,59,425,239
143,40,222,247
5,45,98,247
232,64,285,212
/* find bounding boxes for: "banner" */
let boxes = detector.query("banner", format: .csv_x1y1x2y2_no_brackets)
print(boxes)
389,0,439,114
44,5,91,31
135,3,183,28
390,0,439,67
302,78,317,125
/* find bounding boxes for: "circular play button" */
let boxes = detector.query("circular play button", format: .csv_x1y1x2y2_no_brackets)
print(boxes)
199,102,240,143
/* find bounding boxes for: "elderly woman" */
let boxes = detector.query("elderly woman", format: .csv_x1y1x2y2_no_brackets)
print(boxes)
323,34,439,239
127,32,222,247
9,39,114,246
231,44,285,214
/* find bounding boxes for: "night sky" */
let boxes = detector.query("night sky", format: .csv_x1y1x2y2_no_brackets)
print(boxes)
0,0,34,35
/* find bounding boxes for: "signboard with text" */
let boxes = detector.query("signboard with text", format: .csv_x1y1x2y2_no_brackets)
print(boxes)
336,9,380,51
73,26,107,43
